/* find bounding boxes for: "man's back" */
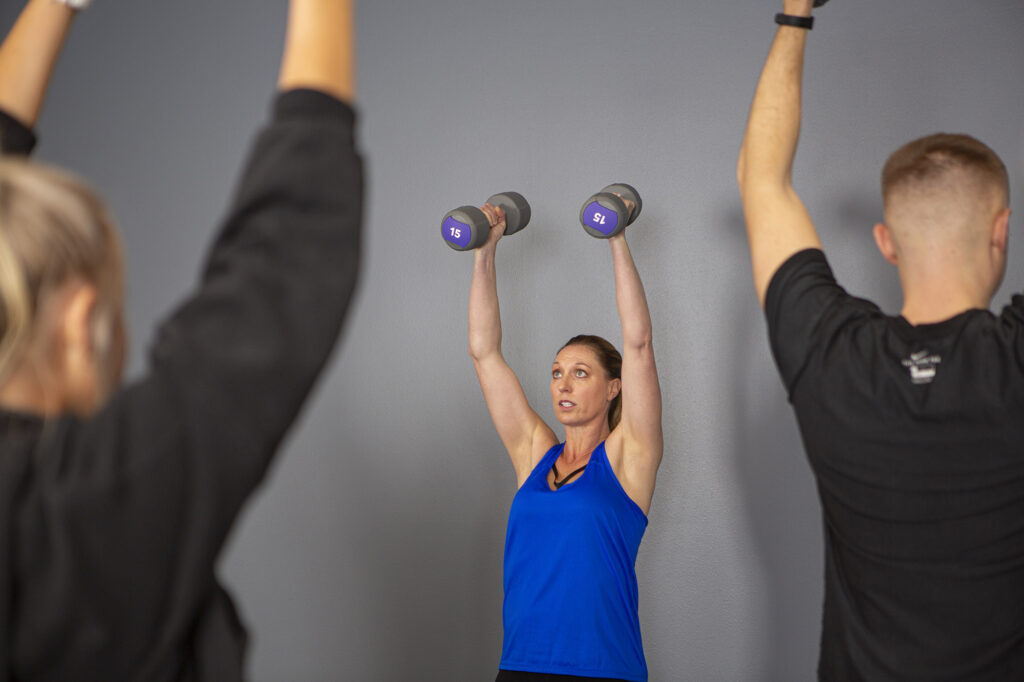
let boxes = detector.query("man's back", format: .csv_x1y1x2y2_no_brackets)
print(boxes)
768,248,1024,680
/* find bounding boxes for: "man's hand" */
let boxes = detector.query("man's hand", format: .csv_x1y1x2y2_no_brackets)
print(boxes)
783,0,815,17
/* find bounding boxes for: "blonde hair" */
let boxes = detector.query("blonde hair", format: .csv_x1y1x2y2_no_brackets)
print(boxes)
0,158,124,395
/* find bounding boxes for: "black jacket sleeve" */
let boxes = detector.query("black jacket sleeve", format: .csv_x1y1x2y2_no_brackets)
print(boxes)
0,109,37,156
10,89,363,680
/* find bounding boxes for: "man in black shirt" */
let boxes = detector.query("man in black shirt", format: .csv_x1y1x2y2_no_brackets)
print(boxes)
738,2,1018,680
0,1,361,680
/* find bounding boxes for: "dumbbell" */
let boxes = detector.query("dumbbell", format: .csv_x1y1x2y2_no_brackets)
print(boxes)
441,192,531,251
578,183,642,239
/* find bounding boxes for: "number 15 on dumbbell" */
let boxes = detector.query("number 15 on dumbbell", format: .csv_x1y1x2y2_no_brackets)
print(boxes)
579,183,642,239
440,183,642,251
440,192,531,251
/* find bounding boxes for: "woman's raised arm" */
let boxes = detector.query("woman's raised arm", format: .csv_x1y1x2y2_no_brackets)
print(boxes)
607,233,663,514
469,208,555,486
279,0,355,103
0,0,75,129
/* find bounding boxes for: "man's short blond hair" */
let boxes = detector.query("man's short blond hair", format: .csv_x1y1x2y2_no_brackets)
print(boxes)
882,133,1010,211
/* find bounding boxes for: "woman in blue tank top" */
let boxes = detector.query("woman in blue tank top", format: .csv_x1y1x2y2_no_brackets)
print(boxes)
467,198,664,682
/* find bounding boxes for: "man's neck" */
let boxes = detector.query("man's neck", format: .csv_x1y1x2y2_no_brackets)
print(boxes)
896,247,997,326
900,280,990,326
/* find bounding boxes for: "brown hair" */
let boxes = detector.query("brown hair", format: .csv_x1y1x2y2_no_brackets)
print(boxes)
559,334,622,431
0,158,124,396
882,133,1010,209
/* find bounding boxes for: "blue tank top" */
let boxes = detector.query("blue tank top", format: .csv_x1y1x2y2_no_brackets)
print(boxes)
500,441,649,681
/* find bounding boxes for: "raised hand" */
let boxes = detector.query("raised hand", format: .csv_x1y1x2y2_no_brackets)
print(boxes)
479,203,508,250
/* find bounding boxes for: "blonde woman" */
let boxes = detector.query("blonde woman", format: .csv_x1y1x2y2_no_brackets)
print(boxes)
0,1,361,679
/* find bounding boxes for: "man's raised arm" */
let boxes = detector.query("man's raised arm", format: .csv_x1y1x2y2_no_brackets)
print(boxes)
737,0,823,306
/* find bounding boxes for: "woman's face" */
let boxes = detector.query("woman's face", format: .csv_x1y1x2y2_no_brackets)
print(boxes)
550,344,620,428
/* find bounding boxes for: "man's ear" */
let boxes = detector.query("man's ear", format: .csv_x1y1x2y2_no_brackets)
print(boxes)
992,207,1011,253
873,222,899,266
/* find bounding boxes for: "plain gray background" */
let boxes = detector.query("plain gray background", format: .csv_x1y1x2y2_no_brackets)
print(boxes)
3,1,1023,679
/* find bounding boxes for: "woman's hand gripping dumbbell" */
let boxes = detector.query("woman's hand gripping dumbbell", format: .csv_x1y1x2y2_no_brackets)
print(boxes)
579,183,642,239
441,192,531,251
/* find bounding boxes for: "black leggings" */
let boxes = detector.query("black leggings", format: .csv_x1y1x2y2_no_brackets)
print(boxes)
496,671,628,682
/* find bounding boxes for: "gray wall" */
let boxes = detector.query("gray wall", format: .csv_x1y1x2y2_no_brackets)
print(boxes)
4,1,1023,679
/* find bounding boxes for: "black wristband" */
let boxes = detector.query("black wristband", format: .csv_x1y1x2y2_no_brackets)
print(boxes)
775,13,814,30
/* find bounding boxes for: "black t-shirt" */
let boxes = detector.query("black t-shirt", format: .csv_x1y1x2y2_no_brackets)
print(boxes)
0,91,363,681
766,248,1024,682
